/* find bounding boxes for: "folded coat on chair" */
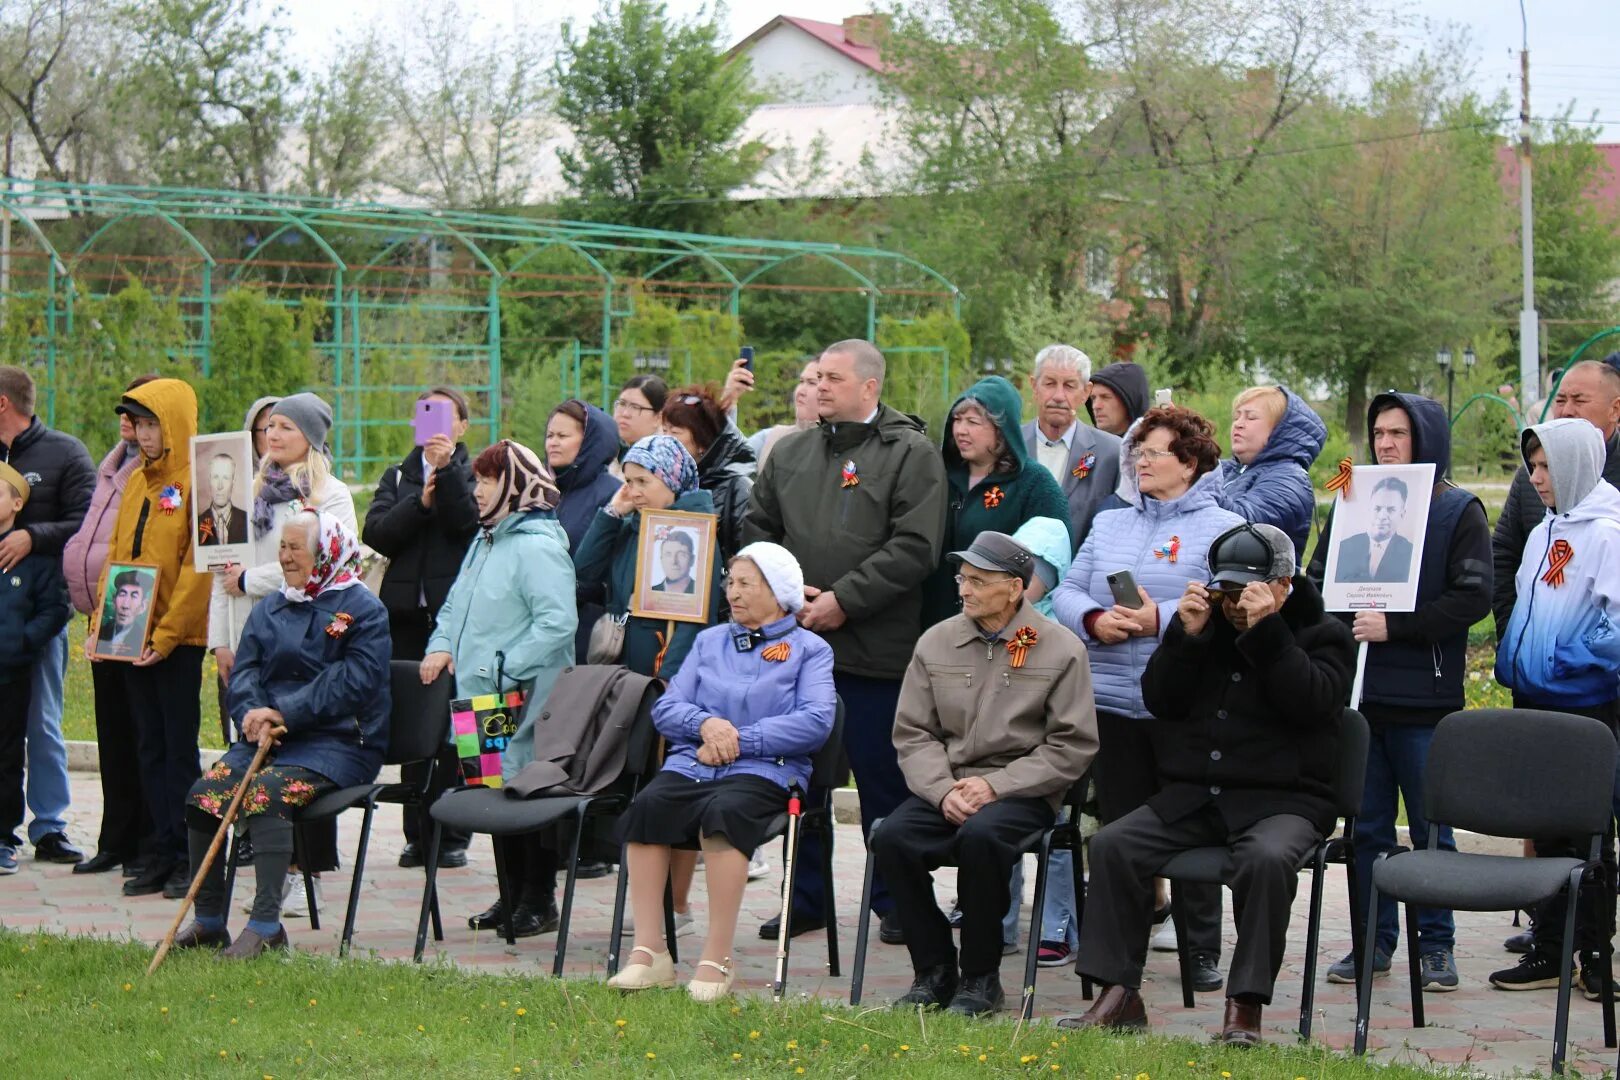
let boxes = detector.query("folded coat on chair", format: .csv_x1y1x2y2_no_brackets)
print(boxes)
503,664,660,799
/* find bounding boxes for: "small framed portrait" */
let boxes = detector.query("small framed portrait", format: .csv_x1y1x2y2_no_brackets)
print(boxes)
191,431,255,572
1321,462,1436,613
630,509,718,624
94,563,159,662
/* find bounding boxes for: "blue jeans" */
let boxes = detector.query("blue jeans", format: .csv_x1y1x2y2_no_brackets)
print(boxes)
1351,721,1455,956
24,627,70,842
1005,840,1079,947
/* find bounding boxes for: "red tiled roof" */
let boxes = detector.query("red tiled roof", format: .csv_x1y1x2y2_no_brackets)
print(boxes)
777,16,889,73
1496,142,1620,213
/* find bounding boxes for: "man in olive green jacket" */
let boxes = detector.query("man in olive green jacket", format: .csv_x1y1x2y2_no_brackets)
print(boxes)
743,338,949,941
874,532,1098,1016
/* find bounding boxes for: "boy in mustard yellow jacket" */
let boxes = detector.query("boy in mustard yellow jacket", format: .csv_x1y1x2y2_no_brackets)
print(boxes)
90,378,211,898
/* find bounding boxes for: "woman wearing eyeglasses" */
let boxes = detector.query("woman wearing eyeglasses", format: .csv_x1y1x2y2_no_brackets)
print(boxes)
1050,405,1242,985
660,386,755,564
612,375,669,451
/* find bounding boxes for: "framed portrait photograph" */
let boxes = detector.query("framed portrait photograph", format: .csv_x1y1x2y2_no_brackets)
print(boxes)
630,509,718,624
191,431,255,572
1321,462,1436,613
94,562,159,662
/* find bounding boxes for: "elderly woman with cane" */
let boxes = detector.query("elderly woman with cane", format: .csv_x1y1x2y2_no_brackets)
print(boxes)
606,542,835,1000
166,511,390,960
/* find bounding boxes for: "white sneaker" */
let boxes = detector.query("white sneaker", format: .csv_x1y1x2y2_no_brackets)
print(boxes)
747,855,771,881
1150,914,1177,952
280,873,322,919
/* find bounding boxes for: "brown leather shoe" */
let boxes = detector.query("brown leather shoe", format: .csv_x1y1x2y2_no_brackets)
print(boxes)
171,921,231,951
1055,984,1148,1031
1220,998,1263,1047
218,925,289,961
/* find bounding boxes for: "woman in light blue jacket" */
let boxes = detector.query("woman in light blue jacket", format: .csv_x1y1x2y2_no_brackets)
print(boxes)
1050,405,1241,974
421,439,577,940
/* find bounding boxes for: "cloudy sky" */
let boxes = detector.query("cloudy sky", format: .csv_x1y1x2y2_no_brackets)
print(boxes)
274,0,1619,139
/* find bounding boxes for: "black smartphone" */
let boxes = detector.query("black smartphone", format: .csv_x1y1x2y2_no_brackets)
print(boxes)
1107,569,1144,608
739,345,755,372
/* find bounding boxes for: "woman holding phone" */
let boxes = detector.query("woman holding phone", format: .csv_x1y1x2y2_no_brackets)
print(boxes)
208,392,355,916
1050,405,1241,984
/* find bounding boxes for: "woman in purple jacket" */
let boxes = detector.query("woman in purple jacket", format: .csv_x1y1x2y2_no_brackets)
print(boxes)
608,542,835,1002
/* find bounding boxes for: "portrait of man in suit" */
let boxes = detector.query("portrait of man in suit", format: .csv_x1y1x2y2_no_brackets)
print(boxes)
96,569,153,659
1020,344,1123,552
1334,476,1415,584
651,530,696,594
196,452,247,546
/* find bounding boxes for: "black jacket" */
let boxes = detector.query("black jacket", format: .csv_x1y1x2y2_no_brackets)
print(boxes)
1,417,95,557
1141,575,1355,834
1306,392,1491,717
362,445,480,618
1493,427,1620,639
0,529,72,681
697,426,756,564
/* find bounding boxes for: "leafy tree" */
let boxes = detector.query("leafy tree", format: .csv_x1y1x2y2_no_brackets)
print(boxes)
0,0,127,189
297,35,389,198
553,0,766,233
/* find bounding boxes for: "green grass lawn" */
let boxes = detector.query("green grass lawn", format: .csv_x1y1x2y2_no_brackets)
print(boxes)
62,647,228,751
0,930,1441,1079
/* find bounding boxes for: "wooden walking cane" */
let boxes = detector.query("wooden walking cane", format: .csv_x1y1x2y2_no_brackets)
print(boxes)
147,733,280,976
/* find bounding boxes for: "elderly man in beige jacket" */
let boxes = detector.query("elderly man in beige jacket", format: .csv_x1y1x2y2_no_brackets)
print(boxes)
873,531,1098,1017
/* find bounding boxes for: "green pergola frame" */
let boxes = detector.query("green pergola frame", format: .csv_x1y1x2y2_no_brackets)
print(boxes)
0,179,961,471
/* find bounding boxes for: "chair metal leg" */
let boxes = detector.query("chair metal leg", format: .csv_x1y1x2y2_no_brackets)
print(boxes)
1071,832,1092,1000
292,827,320,932
1023,838,1052,1021
1552,865,1586,1076
491,836,516,946
413,821,443,962
553,805,589,977
1353,855,1387,1056
822,820,841,978
1403,901,1424,1028
339,802,375,958
1171,898,1195,1009
663,873,680,966
607,839,631,978
1298,845,1328,1041
1600,858,1617,1049
222,829,241,916
848,848,879,1005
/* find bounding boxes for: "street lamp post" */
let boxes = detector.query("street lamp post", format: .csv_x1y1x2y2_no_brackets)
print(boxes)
1437,347,1454,423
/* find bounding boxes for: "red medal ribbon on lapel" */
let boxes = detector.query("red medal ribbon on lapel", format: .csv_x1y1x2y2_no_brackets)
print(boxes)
1006,626,1038,669
1323,458,1353,499
1542,539,1574,589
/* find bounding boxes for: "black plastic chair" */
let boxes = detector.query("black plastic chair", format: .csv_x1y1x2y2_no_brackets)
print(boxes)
847,775,1092,1018
412,669,663,973
1353,708,1618,1075
222,661,453,956
1156,707,1368,1040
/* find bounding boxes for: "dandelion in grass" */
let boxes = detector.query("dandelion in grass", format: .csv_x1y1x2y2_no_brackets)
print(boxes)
516,1008,526,1016
786,1040,798,1050
646,1053,656,1061
616,1019,628,1028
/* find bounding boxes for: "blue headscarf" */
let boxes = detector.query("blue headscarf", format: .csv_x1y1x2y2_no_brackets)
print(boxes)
624,434,699,498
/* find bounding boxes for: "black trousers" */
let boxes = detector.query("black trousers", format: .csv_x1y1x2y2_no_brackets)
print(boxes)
92,659,150,860
1095,709,1223,958
389,608,470,852
124,646,205,867
0,675,28,842
873,794,1054,978
1078,804,1320,1003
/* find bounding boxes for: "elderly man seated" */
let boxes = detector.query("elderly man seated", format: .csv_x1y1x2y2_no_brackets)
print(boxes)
873,532,1098,1016
1060,523,1354,1045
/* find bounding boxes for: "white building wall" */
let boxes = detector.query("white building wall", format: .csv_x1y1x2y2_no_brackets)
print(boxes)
739,28,882,105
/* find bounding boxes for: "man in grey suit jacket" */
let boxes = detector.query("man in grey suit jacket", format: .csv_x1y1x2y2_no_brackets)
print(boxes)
1022,345,1123,552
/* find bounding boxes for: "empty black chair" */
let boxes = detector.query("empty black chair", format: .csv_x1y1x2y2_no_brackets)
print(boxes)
412,670,663,972
1156,707,1369,1040
1353,708,1617,1075
222,661,453,955
847,775,1092,1018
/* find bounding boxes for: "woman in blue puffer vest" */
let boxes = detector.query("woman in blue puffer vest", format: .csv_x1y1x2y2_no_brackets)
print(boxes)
1051,405,1241,976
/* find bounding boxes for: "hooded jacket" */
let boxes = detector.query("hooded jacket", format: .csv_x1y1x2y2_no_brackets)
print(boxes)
1306,393,1491,717
924,376,1072,626
1086,362,1150,430
1218,386,1328,558
1495,419,1620,708
362,442,480,620
210,398,357,653
1050,455,1243,718
552,402,622,552
1492,425,1620,639
62,440,143,614
96,379,210,657
574,488,720,680
1010,516,1073,619
743,403,948,680
695,425,757,564
2,415,95,558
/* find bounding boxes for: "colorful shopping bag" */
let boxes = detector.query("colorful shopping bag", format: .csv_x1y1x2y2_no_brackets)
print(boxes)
451,688,526,789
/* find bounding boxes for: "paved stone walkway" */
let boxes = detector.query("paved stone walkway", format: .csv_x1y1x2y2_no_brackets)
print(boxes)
5,773,1619,1076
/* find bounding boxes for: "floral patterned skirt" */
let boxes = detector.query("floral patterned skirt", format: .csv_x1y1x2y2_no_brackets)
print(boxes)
189,761,335,822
